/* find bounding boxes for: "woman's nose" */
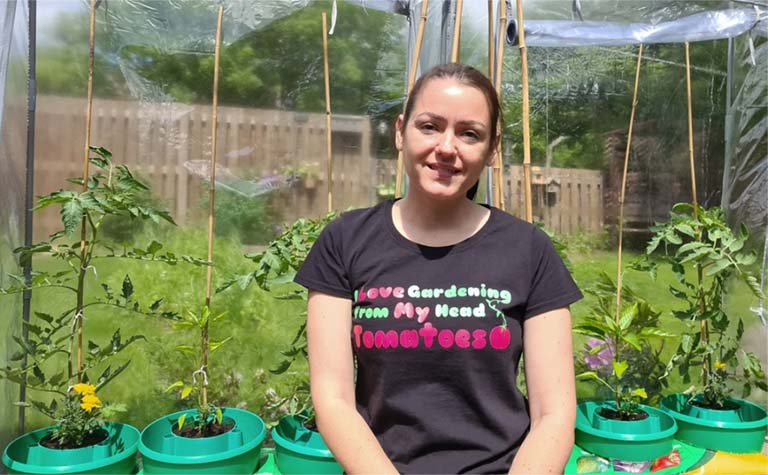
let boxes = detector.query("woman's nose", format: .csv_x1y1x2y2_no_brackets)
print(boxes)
435,132,457,156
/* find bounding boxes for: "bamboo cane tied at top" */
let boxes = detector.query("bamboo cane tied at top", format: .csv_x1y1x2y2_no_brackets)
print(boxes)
493,0,507,210
685,41,710,386
515,0,532,221
76,0,98,381
322,12,333,212
450,0,464,63
614,44,644,324
202,5,224,408
395,0,429,199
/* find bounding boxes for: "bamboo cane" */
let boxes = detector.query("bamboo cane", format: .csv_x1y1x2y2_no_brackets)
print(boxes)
451,0,464,63
685,41,709,387
76,0,97,381
515,0,532,220
493,0,507,209
615,44,644,323
488,0,494,77
202,5,224,410
395,0,429,198
322,12,333,212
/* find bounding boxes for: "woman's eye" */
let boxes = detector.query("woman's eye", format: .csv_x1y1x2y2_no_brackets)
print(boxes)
462,131,480,141
419,123,437,132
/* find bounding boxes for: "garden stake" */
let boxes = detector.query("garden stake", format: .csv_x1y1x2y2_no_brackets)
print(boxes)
615,45,644,315
451,0,464,63
395,0,429,198
488,0,494,77
685,41,710,387
614,43,643,408
322,12,333,212
493,0,508,209
514,0,531,219
202,5,224,410
76,0,98,382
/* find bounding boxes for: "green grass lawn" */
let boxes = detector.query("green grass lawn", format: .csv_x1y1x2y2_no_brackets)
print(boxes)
12,227,307,432
4,233,766,435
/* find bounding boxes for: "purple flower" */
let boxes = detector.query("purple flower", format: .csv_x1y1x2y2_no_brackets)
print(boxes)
584,338,615,371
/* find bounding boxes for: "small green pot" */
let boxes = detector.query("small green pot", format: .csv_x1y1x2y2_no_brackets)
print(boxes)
2,422,140,474
575,401,678,462
659,393,768,453
139,407,266,474
271,415,341,475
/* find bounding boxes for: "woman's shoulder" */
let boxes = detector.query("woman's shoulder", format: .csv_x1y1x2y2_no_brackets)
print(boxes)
322,200,391,238
486,206,545,238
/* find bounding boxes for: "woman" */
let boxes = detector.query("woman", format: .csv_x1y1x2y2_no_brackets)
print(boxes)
295,63,581,474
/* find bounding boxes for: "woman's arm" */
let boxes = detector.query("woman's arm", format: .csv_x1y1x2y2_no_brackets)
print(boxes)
307,290,399,474
509,307,576,475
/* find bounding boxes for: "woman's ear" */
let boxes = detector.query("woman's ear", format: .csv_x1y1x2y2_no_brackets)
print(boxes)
395,114,405,151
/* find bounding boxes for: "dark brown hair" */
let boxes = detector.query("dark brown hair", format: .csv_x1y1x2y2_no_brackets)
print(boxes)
401,63,501,200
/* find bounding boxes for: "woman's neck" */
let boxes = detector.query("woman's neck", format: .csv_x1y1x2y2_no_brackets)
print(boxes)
393,193,489,247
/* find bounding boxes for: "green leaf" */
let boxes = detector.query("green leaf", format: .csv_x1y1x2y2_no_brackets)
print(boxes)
575,371,600,381
631,388,648,399
90,146,113,162
35,312,54,324
618,304,637,331
613,360,628,379
61,198,84,236
622,334,642,351
269,359,292,375
88,340,101,355
209,337,232,353
676,224,695,237
177,413,187,430
705,258,732,277
181,386,193,399
165,381,184,393
149,298,163,311
215,408,223,425
147,241,163,255
121,275,133,299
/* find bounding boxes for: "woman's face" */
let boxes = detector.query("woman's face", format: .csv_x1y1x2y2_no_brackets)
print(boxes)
396,77,496,201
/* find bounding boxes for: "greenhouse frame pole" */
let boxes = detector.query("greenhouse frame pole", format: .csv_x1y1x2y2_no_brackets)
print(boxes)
20,0,37,434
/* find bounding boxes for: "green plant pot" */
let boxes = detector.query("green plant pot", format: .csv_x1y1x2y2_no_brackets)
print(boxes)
139,407,266,474
659,393,768,453
2,422,140,474
575,401,678,462
271,415,341,475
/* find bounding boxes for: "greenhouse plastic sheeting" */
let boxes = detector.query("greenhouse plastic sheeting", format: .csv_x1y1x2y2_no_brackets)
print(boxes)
506,8,766,47
0,0,28,449
0,0,766,440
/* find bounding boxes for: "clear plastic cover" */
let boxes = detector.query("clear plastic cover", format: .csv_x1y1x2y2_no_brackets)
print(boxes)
0,0,28,448
1,0,766,437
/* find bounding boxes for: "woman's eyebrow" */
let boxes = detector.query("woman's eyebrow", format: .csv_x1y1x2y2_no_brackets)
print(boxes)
414,112,445,122
415,112,488,129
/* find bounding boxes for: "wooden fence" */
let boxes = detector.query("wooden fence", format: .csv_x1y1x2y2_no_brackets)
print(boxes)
506,166,604,234
33,95,374,239
32,95,604,240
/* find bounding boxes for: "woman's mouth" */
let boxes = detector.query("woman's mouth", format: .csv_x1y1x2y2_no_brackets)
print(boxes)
426,163,460,179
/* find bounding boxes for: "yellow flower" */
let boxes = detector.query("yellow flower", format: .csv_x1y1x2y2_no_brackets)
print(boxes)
72,383,97,395
714,361,727,370
80,394,102,412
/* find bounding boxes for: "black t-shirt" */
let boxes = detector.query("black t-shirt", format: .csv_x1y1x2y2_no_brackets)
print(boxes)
295,200,582,474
